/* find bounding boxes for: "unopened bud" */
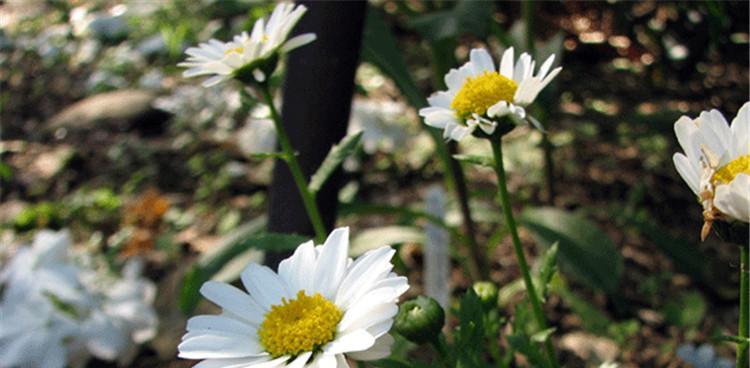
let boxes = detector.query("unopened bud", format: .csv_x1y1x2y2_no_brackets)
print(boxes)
394,296,445,344
472,281,499,309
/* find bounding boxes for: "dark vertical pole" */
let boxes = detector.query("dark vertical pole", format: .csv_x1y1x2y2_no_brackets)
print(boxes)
266,1,367,268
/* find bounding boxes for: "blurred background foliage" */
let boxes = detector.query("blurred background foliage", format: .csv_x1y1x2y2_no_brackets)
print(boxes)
0,0,748,367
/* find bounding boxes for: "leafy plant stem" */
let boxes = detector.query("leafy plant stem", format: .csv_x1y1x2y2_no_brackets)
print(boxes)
489,137,558,368
431,334,451,367
259,85,327,244
739,243,749,367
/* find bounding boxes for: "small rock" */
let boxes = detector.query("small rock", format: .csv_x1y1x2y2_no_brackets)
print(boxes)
560,331,620,363
46,89,170,136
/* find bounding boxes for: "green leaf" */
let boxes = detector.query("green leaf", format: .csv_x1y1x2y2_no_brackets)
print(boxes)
520,207,623,295
454,289,484,368
350,226,424,256
537,242,559,301
371,359,413,368
620,210,706,282
408,0,493,42
249,152,287,160
663,291,706,328
362,9,425,109
507,303,549,368
452,154,493,168
531,327,557,343
179,217,308,314
308,132,363,194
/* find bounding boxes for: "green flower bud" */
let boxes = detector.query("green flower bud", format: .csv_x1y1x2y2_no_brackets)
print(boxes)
394,296,445,345
472,281,499,309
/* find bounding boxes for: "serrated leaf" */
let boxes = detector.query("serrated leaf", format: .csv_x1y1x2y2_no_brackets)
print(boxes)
520,207,623,295
531,327,557,343
452,154,493,168
537,242,559,301
455,288,484,368
308,132,362,194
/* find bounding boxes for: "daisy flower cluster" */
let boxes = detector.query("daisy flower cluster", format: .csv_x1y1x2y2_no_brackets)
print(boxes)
179,2,316,87
178,227,409,367
672,102,749,239
0,230,158,368
419,47,562,141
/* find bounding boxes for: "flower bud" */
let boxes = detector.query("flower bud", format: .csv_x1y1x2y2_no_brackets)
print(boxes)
472,281,499,309
394,296,445,345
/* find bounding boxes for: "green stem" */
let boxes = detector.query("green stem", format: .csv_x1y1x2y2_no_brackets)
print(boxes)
431,334,451,367
259,85,327,244
739,244,749,367
489,137,558,368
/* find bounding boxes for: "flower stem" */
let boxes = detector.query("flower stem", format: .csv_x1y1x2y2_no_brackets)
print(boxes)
259,85,327,244
489,137,558,368
431,334,451,367
739,243,749,367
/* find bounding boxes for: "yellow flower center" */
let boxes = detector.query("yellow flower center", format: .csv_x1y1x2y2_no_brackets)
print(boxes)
258,291,342,357
711,154,750,185
451,71,518,118
225,47,244,55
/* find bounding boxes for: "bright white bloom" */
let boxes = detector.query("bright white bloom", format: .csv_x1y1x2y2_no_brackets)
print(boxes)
419,47,562,141
348,99,410,154
673,102,749,239
179,3,316,87
0,229,158,367
178,227,409,367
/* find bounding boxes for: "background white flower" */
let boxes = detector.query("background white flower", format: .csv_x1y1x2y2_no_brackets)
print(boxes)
419,47,561,141
178,227,409,367
0,229,159,367
179,2,316,87
672,102,749,237
347,99,410,154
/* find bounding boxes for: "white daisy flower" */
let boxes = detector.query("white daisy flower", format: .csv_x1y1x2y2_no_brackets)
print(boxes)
419,47,562,141
179,3,316,87
673,102,749,239
178,227,409,367
0,230,159,367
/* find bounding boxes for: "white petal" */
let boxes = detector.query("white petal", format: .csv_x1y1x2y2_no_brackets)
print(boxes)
335,247,395,308
194,357,272,368
338,288,400,333
325,330,375,355
187,315,256,336
423,109,459,130
469,48,495,74
673,153,700,195
347,334,394,361
281,33,317,53
499,47,515,79
312,227,350,299
537,54,556,78
715,174,750,222
287,352,313,368
426,91,453,109
731,102,749,157
241,264,290,310
178,331,264,359
278,240,316,293
444,66,471,91
199,281,264,324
